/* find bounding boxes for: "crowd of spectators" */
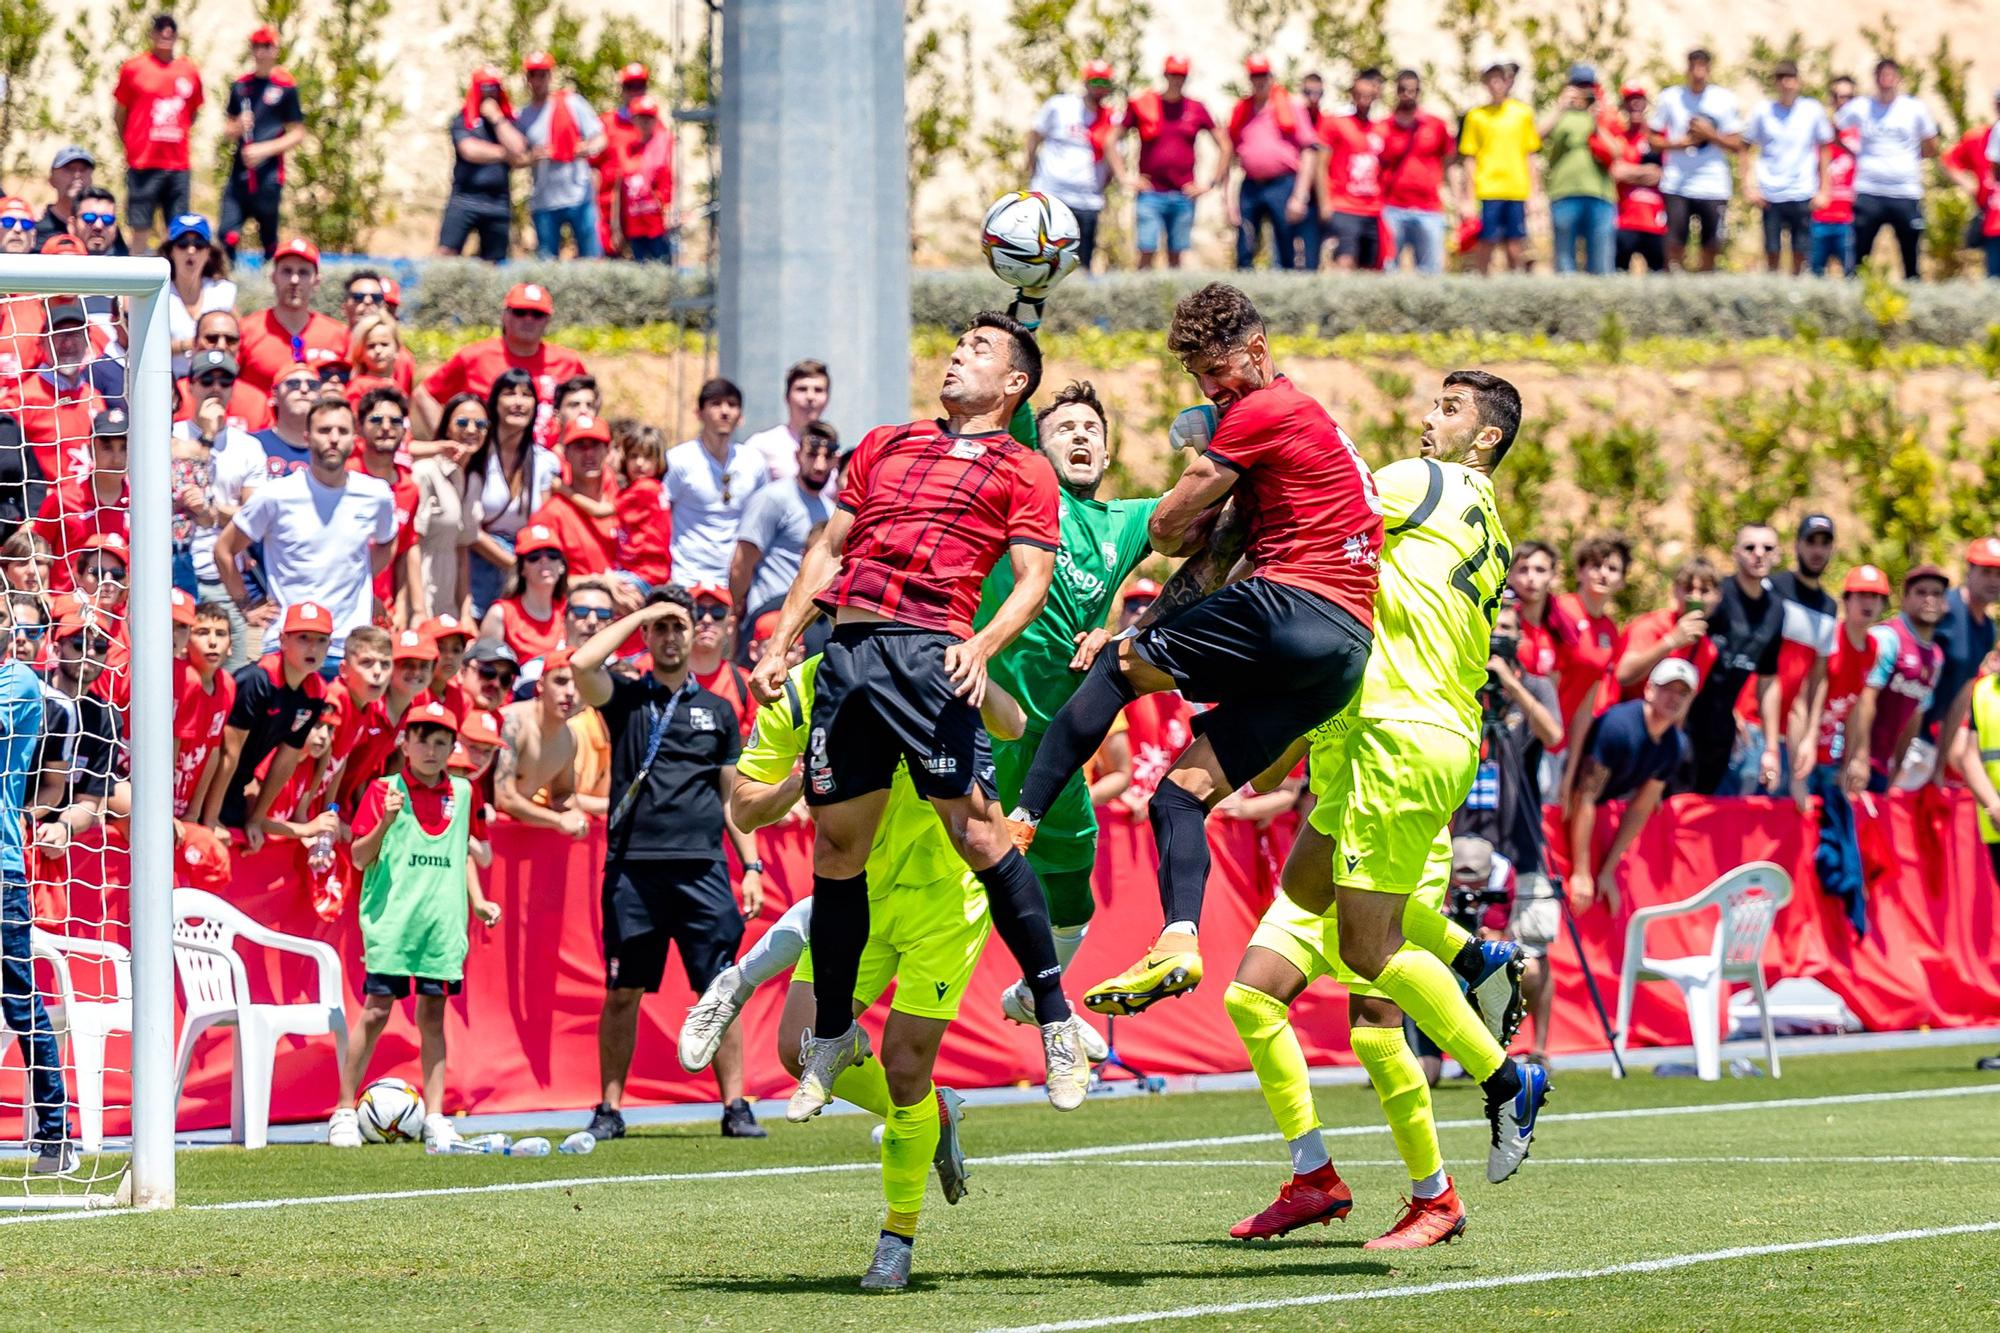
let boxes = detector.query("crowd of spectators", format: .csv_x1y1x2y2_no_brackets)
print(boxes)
1030,48,2000,278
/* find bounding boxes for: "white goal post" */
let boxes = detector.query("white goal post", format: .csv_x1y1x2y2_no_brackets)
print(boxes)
0,256,174,1210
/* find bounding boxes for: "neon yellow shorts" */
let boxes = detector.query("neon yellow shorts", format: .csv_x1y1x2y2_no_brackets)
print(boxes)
1305,712,1477,896
794,873,991,1020
1250,843,1449,1000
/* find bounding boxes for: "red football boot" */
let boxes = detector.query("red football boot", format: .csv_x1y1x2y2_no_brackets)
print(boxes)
1229,1166,1353,1240
1364,1179,1467,1250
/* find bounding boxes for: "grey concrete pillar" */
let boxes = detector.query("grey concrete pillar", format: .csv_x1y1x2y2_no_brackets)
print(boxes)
718,0,910,437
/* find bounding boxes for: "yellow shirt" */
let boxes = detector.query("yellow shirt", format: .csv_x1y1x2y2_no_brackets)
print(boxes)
1459,100,1540,202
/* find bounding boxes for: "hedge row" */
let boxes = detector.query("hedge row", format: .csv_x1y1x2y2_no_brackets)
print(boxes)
231,262,2000,345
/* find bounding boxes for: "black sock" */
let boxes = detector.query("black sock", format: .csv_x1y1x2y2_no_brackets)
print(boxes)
1451,939,1487,983
976,850,1072,1024
808,871,869,1036
1014,652,1136,819
1481,1058,1522,1104
1148,778,1212,928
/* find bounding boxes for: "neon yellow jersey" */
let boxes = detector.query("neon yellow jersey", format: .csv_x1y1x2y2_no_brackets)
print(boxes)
736,657,966,895
1355,457,1510,739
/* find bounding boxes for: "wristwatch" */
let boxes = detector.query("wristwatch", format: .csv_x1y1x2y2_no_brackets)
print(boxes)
743,859,765,875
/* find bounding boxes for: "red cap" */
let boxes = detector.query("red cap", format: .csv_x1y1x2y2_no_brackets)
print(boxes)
421,613,470,644
1620,83,1649,101
50,594,99,643
541,647,574,674
504,281,553,315
690,583,732,608
40,235,86,256
0,196,33,222
458,708,502,748
514,523,563,558
1244,53,1273,76
170,587,197,626
391,628,439,662
247,25,279,46
405,699,461,734
381,277,402,310
522,51,555,73
1965,536,2000,568
1082,59,1114,82
752,610,781,642
1904,563,1951,590
619,62,650,84
1842,565,1891,596
447,745,479,773
628,95,662,119
1163,54,1191,76
273,237,320,269
80,533,129,565
281,601,332,635
1126,578,1163,600
563,413,612,446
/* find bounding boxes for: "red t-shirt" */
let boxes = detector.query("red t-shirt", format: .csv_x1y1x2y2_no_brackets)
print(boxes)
1201,376,1383,630
1944,125,2000,237
1815,125,1860,225
1377,112,1456,210
172,661,236,819
114,54,204,171
495,598,565,662
1320,114,1387,217
1815,627,1878,766
1549,592,1619,736
1612,126,1668,235
336,693,423,812
1603,607,1716,706
531,488,620,577
1517,615,1559,679
237,309,348,397
351,766,486,841
1128,93,1216,192
1121,690,1195,811
613,476,672,584
17,374,104,484
826,421,1060,638
35,479,129,593
696,661,757,739
420,338,589,426
173,377,273,433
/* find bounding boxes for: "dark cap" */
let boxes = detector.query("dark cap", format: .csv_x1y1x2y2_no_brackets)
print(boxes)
51,145,96,171
466,639,519,666
93,407,129,437
1567,63,1598,86
1903,563,1950,591
188,348,239,380
1798,513,1835,540
45,298,87,329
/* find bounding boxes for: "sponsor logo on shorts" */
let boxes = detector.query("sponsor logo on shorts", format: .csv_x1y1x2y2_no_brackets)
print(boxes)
934,981,949,999
922,753,959,776
1343,852,1362,875
807,725,834,794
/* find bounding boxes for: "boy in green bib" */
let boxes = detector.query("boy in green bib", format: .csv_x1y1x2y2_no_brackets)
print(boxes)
329,701,500,1150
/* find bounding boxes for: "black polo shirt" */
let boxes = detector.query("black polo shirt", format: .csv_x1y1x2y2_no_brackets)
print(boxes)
1688,576,1784,734
219,654,326,828
226,72,305,187
602,671,741,862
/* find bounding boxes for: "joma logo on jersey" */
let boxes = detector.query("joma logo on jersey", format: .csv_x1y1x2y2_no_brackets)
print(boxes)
406,852,454,869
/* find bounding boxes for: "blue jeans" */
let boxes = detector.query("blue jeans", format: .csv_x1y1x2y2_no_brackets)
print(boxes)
3,879,66,1143
469,529,516,619
629,233,674,264
1985,236,2000,280
531,201,604,260
1809,222,1855,276
1134,190,1195,255
1550,195,1615,274
1295,206,1325,270
1237,173,1299,270
1382,207,1445,273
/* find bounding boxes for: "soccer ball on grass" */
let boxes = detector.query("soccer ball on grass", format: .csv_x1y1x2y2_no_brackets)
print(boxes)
356,1076,427,1143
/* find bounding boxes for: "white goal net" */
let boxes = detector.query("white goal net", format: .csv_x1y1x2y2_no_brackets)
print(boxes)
0,257,174,1210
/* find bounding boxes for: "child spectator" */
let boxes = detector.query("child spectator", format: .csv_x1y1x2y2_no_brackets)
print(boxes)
611,420,671,593
343,315,404,411
208,601,332,849
173,595,237,822
422,615,473,703
331,701,498,1150
335,628,441,812
1551,535,1628,760
313,624,394,820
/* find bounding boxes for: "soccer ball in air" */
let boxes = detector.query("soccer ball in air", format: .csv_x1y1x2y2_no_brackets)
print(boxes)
356,1077,427,1143
981,191,1082,294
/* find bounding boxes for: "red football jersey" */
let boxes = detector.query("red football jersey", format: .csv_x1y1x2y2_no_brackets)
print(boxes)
237,309,348,397
114,54,204,171
613,476,672,585
1320,113,1386,217
172,661,236,819
1202,376,1383,630
825,421,1060,637
420,338,589,429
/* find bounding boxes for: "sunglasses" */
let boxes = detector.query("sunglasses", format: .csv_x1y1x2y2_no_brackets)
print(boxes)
349,291,384,304
476,662,517,683
172,235,208,249
78,212,116,227
568,605,615,621
13,624,46,640
450,415,485,430
194,373,234,388
277,378,318,393
365,414,406,429
693,603,729,622
200,333,241,345
506,308,549,320
0,217,34,232
521,549,564,564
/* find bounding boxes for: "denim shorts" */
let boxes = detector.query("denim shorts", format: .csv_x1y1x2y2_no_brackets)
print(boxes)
1135,190,1196,254
1479,198,1528,242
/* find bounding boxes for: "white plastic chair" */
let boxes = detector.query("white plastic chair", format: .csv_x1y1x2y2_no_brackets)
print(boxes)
3,928,131,1153
171,888,349,1150
1612,861,1792,1081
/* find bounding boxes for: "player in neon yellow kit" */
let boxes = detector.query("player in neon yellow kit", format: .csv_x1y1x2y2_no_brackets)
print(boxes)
1224,371,1550,1248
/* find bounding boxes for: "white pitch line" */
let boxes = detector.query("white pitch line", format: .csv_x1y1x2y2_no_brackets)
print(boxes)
976,1220,2000,1333
3,1081,1995,1228
995,1154,2000,1169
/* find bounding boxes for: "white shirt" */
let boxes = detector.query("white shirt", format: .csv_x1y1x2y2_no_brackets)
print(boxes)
742,423,802,483
665,436,769,585
167,277,238,377
231,469,395,653
1745,98,1832,203
172,420,263,583
1648,84,1743,200
1838,95,1938,199
476,443,560,539
1030,93,1108,211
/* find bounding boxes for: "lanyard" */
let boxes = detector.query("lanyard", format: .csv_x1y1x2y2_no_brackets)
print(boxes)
609,677,694,829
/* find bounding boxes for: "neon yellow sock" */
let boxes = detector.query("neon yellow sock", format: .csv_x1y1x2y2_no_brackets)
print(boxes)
1374,950,1506,1081
883,1208,920,1240
1351,1024,1444,1183
1399,900,1473,966
1225,981,1320,1141
881,1086,941,1222
833,1057,892,1118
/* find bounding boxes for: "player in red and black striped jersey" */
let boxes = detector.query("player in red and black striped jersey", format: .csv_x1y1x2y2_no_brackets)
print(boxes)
1011,282,1385,1014
749,311,1096,1121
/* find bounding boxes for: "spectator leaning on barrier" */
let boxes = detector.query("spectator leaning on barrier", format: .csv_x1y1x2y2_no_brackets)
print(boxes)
729,419,836,640
1608,86,1669,274
1743,61,1833,276
1812,77,1863,277
1649,48,1744,274
1684,523,1785,797
113,13,203,252
1794,563,1891,935
1839,58,1938,281
517,52,608,261
1027,60,1125,273
442,66,529,262
1540,64,1616,275
1565,658,1696,916
1919,537,2000,781
221,26,305,261
666,377,767,587
1378,70,1456,275
1843,564,1946,793
1941,90,2000,280
1316,69,1387,272
741,359,829,484
1120,54,1220,271
1222,53,1319,271
207,599,330,846
1458,57,1539,274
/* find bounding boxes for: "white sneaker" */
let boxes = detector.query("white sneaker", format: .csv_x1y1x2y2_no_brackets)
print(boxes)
1001,981,1109,1063
680,964,747,1072
788,1023,871,1123
422,1113,462,1151
327,1107,362,1148
1041,1018,1091,1111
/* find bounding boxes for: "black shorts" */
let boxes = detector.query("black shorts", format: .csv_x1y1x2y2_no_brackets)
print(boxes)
1329,211,1382,269
1665,195,1727,251
805,623,997,806
602,857,743,993
1132,577,1372,788
1616,230,1667,273
1761,199,1812,254
438,199,510,262
125,168,191,231
363,972,463,999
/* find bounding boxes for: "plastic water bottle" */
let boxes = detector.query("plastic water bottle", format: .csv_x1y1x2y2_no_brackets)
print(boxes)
308,832,335,874
466,1132,511,1153
558,1130,596,1155
509,1136,552,1157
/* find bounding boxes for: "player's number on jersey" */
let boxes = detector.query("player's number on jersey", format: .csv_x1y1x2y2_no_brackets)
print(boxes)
1450,504,1508,622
